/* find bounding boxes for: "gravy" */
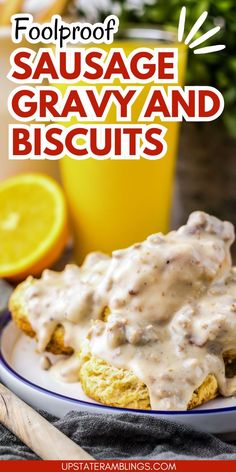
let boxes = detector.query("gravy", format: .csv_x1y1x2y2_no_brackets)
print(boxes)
23,212,236,410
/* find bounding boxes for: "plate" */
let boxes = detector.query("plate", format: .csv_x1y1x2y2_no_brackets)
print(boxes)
1,313,236,433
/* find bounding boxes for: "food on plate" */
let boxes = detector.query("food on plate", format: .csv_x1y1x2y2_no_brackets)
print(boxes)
9,211,236,410
80,351,151,410
9,252,111,354
79,348,218,410
9,278,73,355
0,173,68,281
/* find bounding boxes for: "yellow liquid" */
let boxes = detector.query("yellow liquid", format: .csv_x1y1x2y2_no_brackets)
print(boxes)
60,41,187,262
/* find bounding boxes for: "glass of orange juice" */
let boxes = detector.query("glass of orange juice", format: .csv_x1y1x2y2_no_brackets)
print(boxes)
59,28,187,262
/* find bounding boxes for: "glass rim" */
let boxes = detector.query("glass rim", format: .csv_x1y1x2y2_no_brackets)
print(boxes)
116,26,177,42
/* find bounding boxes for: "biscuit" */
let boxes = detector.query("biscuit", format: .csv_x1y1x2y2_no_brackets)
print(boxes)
79,352,218,410
9,279,73,355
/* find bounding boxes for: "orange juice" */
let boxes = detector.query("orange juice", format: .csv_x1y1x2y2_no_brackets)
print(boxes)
0,28,60,182
60,31,187,262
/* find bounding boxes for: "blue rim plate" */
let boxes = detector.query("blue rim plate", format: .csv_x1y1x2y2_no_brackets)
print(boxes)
1,311,236,417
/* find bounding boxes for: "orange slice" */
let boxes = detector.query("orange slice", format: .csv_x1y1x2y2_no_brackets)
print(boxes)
0,173,69,281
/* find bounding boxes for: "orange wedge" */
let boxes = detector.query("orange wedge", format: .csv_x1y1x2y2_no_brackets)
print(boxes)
0,173,68,281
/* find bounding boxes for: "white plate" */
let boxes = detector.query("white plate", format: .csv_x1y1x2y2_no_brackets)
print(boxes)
1,314,236,434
